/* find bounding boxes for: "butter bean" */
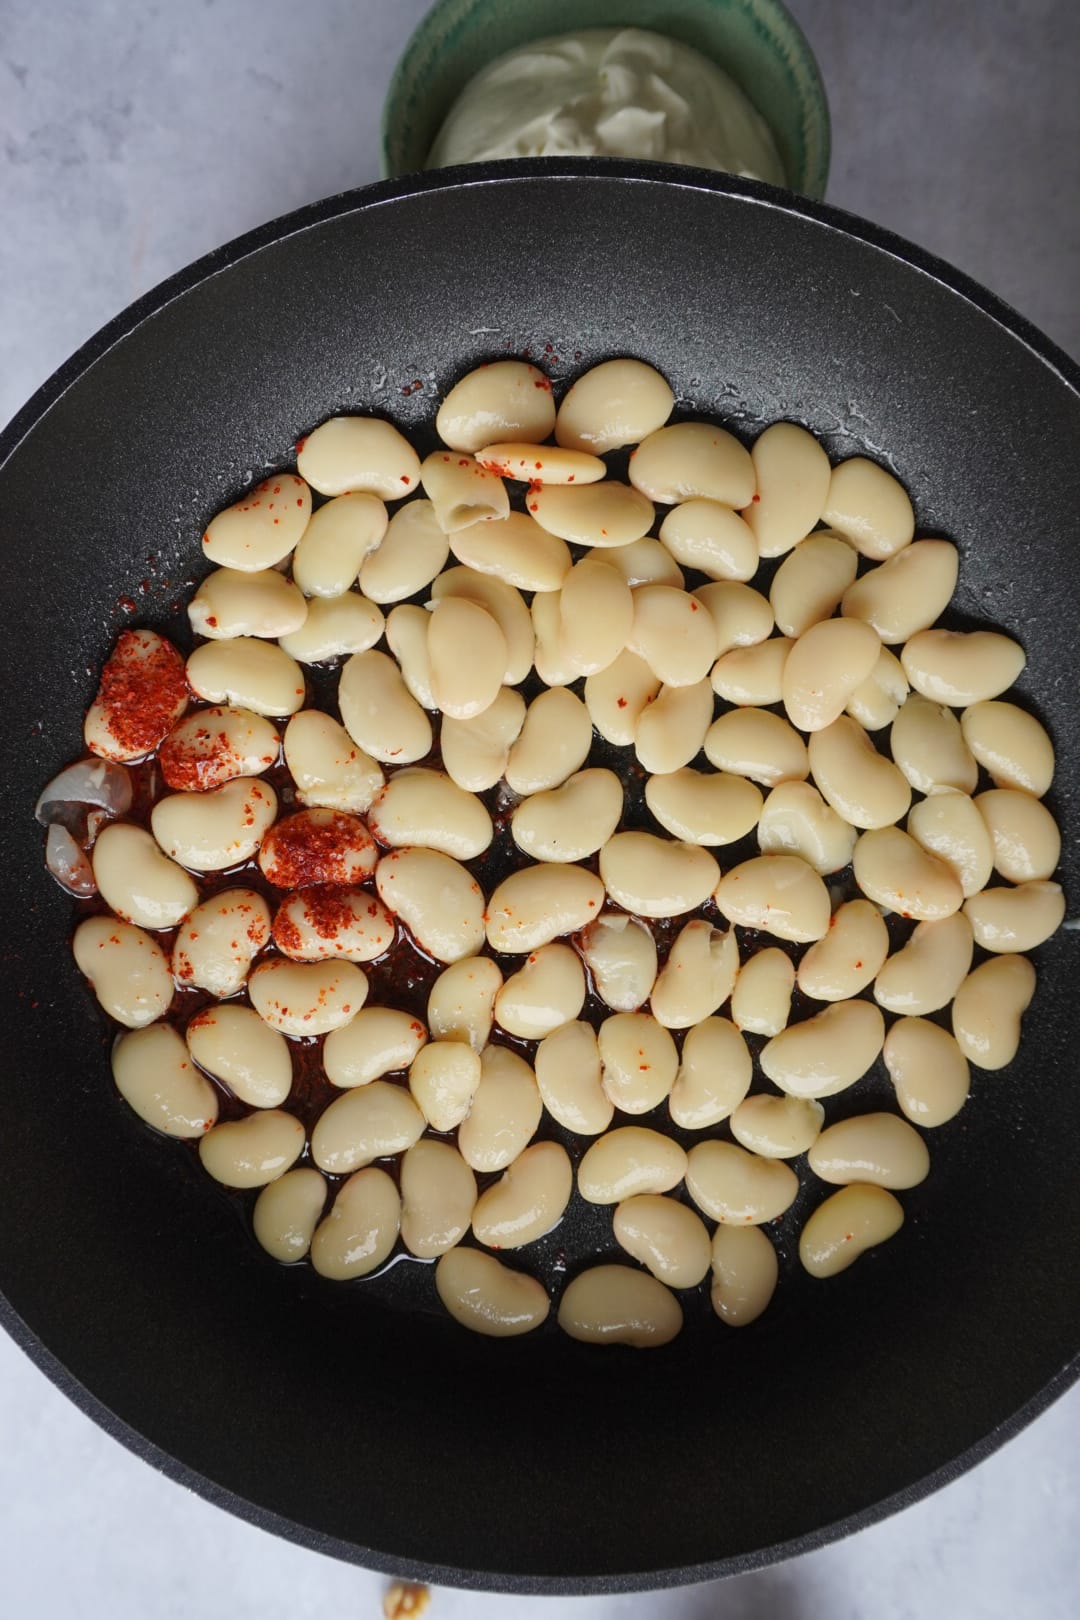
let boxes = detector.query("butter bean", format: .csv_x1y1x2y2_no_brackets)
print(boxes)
421,450,510,533
710,1225,778,1326
907,791,993,896
558,1265,682,1346
797,899,889,1000
658,499,757,581
310,1168,401,1279
761,1000,885,1098
495,943,585,1039
578,1128,687,1203
249,958,367,1036
187,638,305,717
614,1195,711,1288
714,855,831,943
472,1141,573,1248
477,441,605,484
486,862,604,953
599,1011,679,1114
783,618,881,732
339,648,433,764
450,510,571,591
272,886,394,963
84,629,189,763
432,566,536,683
576,912,658,1012
189,567,307,639
437,360,555,452
731,1094,824,1158
952,953,1037,1070
258,807,375,887
799,1184,904,1277
694,581,774,657
531,588,578,687
628,583,717,685
152,778,277,871
292,491,388,597
409,1040,482,1130
73,916,173,1026
427,957,502,1051
283,710,383,812
891,694,977,795
186,1003,292,1107
634,679,714,774
770,533,858,637
172,888,271,996
821,457,913,559
845,646,910,731
435,1248,550,1337
651,920,738,1028
323,1006,428,1087
202,473,312,571
376,847,485,962
111,1022,216,1135
589,537,683,589
505,688,593,793
873,913,974,1015
841,539,958,643
599,831,719,918
400,1139,477,1258
530,481,654,548
161,706,280,793
668,1015,752,1128
555,358,673,453
808,715,911,828
311,1080,425,1172
92,823,197,929
359,498,450,604
199,1109,305,1189
883,1017,970,1126
297,416,420,499
809,1112,929,1188
279,593,384,664
512,769,623,863
458,1044,542,1172
964,880,1064,952
961,701,1054,796
757,780,857,875
902,629,1026,706
710,637,792,706
441,687,526,792
730,948,794,1036
558,557,633,674
369,768,492,860
746,421,831,556
976,788,1061,882
385,604,436,708
630,421,755,507
704,709,809,788
685,1141,799,1224
534,1022,613,1135
645,768,762,847
853,826,965,920
253,1168,327,1262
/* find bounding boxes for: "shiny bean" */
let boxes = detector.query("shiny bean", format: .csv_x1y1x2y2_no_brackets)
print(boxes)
400,1139,477,1258
427,957,502,1051
714,855,831,943
471,1141,573,1249
505,688,593,793
756,780,857,874
613,1195,711,1288
253,1168,327,1262
369,768,492,860
730,1094,824,1159
530,480,654,548
558,1265,682,1347
668,1016,752,1128
92,823,198,929
385,603,436,708
658,499,758,581
586,536,684,589
890,694,977,795
746,422,831,556
323,1006,428,1087
976,788,1061,882
809,1112,929,1188
627,584,717,685
710,1225,778,1326
283,710,383,812
186,1003,292,1107
449,509,571,590
440,687,526,792
292,491,388,597
359,498,450,604
202,474,311,571
310,1167,401,1279
435,1248,551,1338
160,706,281,793
477,441,605,484
799,1185,904,1277
339,648,433,764
408,1040,482,1131
685,1141,799,1224
189,566,307,639
152,778,277,871
436,360,556,452
172,888,271,996
258,807,375,887
760,1000,885,1098
704,708,809,788
494,943,586,1039
808,715,911,828
873,912,974,1015
111,1023,217,1135
960,701,1054,796
73,916,174,1027
634,679,714,774
907,791,993,896
486,862,605,953
841,539,958,643
782,618,881,732
431,567,535,683
420,449,510,532
629,421,755,507
199,1109,305,1189
278,592,384,664
645,767,762,847
797,899,889,1000
558,557,634,674
599,831,719,918
576,912,658,1013
297,416,420,499
769,532,858,637
852,826,965,919
534,1021,613,1136
730,948,795,1036
599,1011,679,1114
963,880,1064,953
249,958,367,1036
512,768,623,863
820,457,914,559
555,358,673,453
458,1044,542,1172
375,847,485,963
272,886,394,963
883,1017,970,1126
651,920,739,1028
710,636,792,706
845,646,910,731
531,587,579,687
311,1080,425,1172
693,581,774,658
901,629,1026,706
952,953,1037,1069
187,638,305,717
577,1127,688,1203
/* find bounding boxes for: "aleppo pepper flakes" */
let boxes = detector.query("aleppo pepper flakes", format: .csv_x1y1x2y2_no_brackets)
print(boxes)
93,630,188,757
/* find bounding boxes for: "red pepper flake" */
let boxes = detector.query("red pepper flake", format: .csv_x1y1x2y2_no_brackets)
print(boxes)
400,475,411,484
117,596,136,614
296,436,307,453
260,810,373,888
205,615,218,627
533,377,552,391
274,885,372,951
751,492,760,502
160,722,242,792
92,630,188,756
616,696,628,708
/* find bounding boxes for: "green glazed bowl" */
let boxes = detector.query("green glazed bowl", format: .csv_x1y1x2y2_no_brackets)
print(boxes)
381,0,830,197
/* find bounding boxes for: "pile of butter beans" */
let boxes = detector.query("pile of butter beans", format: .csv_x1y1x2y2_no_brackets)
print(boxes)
46,357,1064,1347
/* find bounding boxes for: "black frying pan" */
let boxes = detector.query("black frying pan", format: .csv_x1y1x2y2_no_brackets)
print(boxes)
1,161,1078,1595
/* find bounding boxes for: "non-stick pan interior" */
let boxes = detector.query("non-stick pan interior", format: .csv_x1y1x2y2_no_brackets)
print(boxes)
1,163,1078,1592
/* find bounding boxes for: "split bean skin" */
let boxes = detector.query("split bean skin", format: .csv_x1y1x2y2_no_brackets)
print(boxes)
650,920,739,1028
